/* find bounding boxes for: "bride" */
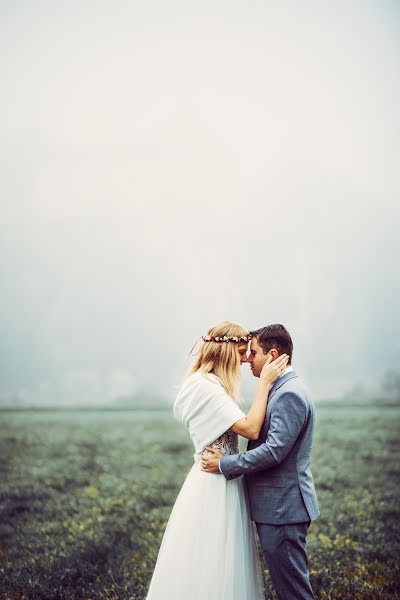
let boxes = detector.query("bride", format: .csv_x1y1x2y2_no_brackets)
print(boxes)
145,321,289,600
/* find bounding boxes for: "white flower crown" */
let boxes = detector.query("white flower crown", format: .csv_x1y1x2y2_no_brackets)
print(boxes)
201,334,252,343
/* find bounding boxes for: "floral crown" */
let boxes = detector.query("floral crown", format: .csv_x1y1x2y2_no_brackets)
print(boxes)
201,333,252,343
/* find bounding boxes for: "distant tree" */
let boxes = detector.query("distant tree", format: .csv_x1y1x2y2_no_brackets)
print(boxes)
381,368,400,398
344,382,369,401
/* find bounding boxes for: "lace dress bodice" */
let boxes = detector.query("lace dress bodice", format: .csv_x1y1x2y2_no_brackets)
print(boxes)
200,429,239,459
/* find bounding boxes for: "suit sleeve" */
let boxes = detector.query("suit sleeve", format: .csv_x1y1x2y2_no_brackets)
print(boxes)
220,391,308,480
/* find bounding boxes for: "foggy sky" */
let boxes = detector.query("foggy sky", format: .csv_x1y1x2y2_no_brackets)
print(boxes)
1,0,399,404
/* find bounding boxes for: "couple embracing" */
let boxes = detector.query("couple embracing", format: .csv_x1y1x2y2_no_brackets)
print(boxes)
146,322,319,600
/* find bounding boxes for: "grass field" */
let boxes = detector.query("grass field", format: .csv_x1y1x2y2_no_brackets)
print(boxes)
0,401,399,599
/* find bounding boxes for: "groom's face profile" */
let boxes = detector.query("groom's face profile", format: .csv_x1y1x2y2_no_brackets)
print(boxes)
248,337,277,378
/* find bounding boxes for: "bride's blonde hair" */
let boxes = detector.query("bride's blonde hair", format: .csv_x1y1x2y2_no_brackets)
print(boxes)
188,321,249,400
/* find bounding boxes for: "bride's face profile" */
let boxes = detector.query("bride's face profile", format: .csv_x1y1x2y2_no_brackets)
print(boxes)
237,343,249,365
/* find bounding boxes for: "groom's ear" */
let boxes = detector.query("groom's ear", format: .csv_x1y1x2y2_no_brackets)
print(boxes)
268,348,279,360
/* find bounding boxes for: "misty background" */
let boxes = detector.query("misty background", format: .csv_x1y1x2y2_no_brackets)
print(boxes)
1,0,399,407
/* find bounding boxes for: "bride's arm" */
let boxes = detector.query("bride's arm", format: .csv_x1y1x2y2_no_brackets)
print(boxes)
230,354,289,440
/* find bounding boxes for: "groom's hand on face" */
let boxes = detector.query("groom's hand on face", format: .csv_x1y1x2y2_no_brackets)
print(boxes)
201,447,223,474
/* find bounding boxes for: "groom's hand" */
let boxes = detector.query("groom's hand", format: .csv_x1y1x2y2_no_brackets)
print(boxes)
201,447,223,474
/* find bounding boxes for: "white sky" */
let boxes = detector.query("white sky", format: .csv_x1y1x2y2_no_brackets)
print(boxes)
1,0,399,404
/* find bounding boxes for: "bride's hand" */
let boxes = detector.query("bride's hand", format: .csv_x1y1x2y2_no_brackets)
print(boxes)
260,354,290,386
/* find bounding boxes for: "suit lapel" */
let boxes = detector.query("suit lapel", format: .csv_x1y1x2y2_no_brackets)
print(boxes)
265,371,298,424
247,372,299,447
268,371,298,402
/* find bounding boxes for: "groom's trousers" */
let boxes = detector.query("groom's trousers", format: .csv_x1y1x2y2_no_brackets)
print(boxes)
256,521,314,600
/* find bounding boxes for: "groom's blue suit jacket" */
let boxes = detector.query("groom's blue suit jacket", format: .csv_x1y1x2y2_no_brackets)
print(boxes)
220,371,320,524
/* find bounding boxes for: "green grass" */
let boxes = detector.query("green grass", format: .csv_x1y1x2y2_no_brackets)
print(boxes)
0,402,399,599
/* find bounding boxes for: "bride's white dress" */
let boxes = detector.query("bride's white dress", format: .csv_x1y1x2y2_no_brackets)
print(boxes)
146,372,264,600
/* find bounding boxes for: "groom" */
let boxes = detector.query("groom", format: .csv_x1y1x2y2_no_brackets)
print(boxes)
202,324,319,600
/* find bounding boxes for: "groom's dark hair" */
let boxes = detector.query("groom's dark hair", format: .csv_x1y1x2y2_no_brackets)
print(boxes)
251,324,293,364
